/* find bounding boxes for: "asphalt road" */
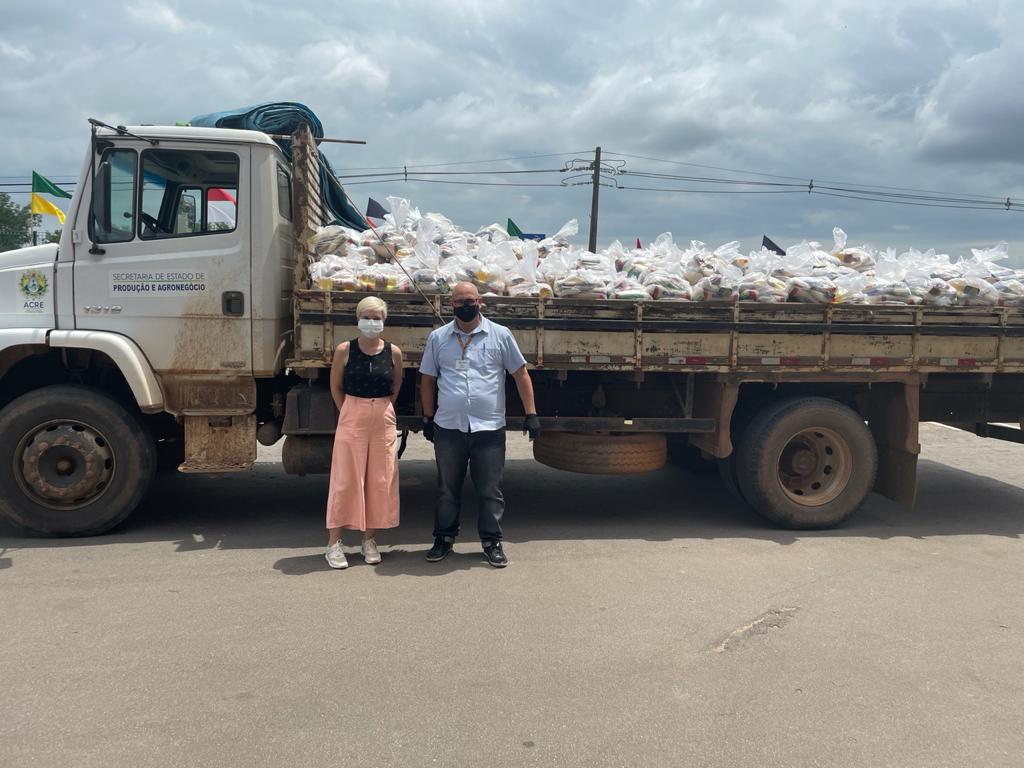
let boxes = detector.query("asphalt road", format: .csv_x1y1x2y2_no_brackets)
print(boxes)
3,424,1023,768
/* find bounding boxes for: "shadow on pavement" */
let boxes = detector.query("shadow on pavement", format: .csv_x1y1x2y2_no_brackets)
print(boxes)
2,457,1024,567
273,548,488,576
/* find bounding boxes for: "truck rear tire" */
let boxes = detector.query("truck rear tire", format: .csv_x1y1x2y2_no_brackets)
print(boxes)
736,397,877,529
717,453,747,502
0,385,157,536
533,432,667,475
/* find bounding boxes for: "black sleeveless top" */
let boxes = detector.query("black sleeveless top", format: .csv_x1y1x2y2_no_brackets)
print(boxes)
343,339,394,398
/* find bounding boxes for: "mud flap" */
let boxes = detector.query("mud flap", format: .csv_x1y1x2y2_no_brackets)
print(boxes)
688,380,738,459
868,382,920,508
180,414,256,473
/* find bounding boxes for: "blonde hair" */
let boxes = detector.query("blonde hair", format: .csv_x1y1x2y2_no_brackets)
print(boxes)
356,296,387,319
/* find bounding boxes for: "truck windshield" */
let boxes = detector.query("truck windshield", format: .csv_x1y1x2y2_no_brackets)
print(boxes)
139,149,239,239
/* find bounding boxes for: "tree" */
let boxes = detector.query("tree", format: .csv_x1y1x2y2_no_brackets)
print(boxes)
45,228,62,244
0,192,32,252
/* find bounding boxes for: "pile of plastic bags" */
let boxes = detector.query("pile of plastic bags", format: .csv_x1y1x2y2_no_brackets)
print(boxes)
307,196,1023,307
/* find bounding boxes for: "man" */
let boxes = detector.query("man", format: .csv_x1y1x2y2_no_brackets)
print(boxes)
419,282,540,568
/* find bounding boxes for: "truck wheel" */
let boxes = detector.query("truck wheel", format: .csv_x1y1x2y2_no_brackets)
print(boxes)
736,397,877,529
533,432,666,475
717,453,746,502
667,437,718,475
0,386,157,536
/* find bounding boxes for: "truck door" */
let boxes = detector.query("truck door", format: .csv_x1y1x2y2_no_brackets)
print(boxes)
73,141,252,377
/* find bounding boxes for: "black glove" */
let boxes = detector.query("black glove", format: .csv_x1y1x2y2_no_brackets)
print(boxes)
523,414,541,441
422,417,435,443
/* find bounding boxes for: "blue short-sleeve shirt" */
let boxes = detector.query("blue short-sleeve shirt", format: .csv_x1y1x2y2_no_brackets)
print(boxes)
419,316,527,433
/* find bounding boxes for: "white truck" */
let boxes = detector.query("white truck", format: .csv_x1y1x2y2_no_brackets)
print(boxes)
1,120,1022,536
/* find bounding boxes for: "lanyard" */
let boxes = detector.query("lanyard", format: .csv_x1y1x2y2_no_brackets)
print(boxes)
455,331,475,359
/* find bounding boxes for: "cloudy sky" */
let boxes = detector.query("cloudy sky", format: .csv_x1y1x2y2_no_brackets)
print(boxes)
2,0,1022,261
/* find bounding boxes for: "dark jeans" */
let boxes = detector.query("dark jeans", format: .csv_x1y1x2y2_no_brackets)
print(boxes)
433,426,506,543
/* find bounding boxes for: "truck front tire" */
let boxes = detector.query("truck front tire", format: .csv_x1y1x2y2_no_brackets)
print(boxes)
736,397,877,529
0,386,157,536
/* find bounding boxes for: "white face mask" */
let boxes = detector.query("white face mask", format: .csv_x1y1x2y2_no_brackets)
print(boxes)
358,318,385,338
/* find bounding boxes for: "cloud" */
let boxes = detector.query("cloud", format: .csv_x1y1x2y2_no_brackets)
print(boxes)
915,44,1024,163
1,0,1021,261
0,41,33,61
127,0,209,34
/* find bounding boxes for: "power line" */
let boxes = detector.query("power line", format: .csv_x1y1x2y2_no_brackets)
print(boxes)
813,183,1010,207
604,149,1015,203
343,177,565,188
326,151,590,173
334,168,564,180
622,170,804,188
604,151,810,182
809,190,1024,213
620,185,806,195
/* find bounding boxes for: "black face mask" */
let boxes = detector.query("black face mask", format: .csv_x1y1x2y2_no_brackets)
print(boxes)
454,304,479,322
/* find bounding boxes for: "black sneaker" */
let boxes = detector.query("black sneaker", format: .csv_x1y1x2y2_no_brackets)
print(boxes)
426,537,454,562
482,541,508,568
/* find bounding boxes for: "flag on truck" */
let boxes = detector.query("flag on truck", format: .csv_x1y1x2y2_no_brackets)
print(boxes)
30,193,65,225
507,218,524,238
32,171,72,200
762,235,786,255
30,171,70,225
366,197,389,220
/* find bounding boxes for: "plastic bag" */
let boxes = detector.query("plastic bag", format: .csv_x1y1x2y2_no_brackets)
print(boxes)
906,268,957,306
992,279,1024,306
642,269,692,300
950,277,1000,306
834,273,867,304
507,242,552,298
738,272,788,303
610,276,649,301
308,225,361,257
832,227,876,273
693,265,741,302
786,276,837,304
554,269,610,299
863,278,914,305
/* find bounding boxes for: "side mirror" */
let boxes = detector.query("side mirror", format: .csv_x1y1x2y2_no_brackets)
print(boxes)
90,160,111,241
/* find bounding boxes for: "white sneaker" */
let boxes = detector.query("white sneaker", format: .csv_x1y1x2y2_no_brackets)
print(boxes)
325,542,349,569
361,538,382,565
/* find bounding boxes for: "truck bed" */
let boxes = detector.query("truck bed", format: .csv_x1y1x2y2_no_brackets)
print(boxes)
290,290,1024,376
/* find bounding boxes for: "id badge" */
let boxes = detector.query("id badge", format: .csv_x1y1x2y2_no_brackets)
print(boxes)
455,358,470,371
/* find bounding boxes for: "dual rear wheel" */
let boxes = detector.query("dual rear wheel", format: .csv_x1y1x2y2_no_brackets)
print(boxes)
732,397,877,529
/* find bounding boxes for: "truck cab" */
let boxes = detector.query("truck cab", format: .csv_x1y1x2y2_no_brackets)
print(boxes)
0,124,296,534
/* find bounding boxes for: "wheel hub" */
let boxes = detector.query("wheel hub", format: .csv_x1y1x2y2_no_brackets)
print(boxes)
17,422,115,509
777,428,852,507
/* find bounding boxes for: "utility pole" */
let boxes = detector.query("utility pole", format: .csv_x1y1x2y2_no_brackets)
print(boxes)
588,146,601,253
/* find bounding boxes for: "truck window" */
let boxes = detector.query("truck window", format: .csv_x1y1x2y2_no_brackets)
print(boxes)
139,149,239,239
276,163,292,221
91,148,137,244
208,187,237,231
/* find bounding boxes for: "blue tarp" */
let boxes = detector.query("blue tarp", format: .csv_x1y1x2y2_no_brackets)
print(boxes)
190,102,367,230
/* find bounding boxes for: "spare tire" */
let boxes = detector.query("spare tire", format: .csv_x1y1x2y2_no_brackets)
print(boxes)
533,432,666,475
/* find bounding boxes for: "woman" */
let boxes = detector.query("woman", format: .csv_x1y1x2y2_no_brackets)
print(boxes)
325,296,403,569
